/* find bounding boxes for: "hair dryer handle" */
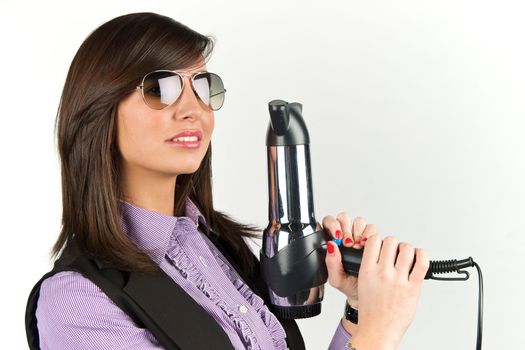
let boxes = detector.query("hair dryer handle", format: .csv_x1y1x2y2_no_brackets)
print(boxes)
340,245,474,280
339,245,363,277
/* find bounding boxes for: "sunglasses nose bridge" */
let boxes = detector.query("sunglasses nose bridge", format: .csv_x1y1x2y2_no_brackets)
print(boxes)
164,73,194,108
172,76,207,114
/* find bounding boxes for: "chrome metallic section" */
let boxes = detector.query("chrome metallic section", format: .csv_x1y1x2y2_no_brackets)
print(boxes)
263,144,324,309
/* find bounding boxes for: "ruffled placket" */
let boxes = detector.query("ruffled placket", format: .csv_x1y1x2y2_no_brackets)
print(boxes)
165,221,288,350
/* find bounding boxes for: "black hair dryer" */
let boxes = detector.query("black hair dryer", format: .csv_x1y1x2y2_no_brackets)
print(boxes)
260,100,328,319
260,101,483,350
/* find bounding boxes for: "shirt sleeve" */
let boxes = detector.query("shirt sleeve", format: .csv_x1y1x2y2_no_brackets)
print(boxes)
36,271,163,350
328,318,352,350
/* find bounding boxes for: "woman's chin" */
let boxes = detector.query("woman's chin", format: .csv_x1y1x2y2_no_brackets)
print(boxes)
172,164,201,175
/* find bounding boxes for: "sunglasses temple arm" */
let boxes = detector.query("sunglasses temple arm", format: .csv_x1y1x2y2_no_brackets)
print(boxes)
210,89,226,98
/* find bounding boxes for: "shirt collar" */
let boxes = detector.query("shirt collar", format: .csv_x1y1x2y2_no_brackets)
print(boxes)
118,196,209,264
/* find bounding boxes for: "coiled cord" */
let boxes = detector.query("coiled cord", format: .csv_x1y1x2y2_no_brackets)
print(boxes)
426,257,484,350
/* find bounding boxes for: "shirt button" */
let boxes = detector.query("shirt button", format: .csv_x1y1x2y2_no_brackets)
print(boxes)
239,305,248,314
199,256,208,267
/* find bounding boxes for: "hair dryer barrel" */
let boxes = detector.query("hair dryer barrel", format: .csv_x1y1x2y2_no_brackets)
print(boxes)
260,100,328,319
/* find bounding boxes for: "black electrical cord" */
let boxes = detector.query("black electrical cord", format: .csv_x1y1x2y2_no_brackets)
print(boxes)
423,258,484,350
474,262,484,350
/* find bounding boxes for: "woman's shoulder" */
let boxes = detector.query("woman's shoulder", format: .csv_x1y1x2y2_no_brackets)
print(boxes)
35,271,162,348
36,270,107,323
39,270,100,295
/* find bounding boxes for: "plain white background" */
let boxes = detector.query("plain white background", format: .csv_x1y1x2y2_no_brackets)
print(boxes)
1,0,524,349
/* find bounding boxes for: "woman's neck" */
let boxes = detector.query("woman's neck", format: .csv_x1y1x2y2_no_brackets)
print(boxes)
121,164,177,216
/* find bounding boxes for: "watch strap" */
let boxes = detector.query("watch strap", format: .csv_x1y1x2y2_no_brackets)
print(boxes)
345,301,359,324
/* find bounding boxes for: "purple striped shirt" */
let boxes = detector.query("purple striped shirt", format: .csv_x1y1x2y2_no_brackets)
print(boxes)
36,197,351,349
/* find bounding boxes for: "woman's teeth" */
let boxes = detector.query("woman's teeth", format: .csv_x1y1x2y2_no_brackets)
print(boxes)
172,136,198,142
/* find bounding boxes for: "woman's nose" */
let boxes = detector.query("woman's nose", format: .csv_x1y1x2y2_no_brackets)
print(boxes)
172,77,204,120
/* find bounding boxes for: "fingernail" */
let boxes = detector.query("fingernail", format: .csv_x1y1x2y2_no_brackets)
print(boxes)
335,230,342,239
327,242,335,254
361,237,368,244
344,237,353,245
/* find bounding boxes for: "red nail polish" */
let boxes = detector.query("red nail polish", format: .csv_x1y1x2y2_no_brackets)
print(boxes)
327,242,335,254
361,237,368,244
335,230,342,239
344,237,353,245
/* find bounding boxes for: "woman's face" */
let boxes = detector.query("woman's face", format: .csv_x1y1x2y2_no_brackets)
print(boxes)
116,62,214,179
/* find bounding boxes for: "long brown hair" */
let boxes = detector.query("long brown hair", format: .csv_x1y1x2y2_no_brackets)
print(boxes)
54,12,260,274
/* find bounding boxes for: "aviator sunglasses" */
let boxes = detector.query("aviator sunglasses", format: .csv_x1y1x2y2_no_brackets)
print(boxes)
137,70,226,111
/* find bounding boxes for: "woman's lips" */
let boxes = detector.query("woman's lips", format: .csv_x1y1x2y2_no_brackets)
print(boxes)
166,130,202,141
165,130,202,148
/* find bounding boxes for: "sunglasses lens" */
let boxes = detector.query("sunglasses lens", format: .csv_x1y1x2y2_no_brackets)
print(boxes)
194,72,226,111
142,71,182,109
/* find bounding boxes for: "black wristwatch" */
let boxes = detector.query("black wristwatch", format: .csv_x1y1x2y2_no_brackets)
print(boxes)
345,301,359,324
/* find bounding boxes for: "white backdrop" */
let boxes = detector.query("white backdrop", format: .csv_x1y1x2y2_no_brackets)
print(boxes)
1,0,524,349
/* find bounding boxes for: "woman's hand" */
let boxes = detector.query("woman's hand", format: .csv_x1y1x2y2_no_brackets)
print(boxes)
350,235,429,349
323,213,378,306
323,213,429,350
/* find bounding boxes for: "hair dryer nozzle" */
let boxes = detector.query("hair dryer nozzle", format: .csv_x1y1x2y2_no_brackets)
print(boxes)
267,100,309,146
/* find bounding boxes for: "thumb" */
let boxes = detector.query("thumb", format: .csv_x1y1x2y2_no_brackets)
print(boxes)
325,241,347,289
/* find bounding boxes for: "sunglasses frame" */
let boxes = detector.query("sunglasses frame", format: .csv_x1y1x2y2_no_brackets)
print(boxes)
136,69,226,111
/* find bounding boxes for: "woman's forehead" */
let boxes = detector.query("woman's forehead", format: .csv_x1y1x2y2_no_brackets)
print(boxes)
177,58,207,74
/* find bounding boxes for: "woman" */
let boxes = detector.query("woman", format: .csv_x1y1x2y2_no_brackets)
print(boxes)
25,12,429,349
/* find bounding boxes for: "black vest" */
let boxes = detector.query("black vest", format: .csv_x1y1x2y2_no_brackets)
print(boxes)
25,235,306,350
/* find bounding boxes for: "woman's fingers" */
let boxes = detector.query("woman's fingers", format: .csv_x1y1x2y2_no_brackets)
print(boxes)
322,212,359,245
363,237,429,284
325,241,346,289
353,221,378,249
322,214,379,249
394,242,415,278
322,215,343,240
351,217,367,245
323,214,351,288
323,212,363,303
360,233,381,268
409,248,430,283
336,212,354,246
378,236,399,268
